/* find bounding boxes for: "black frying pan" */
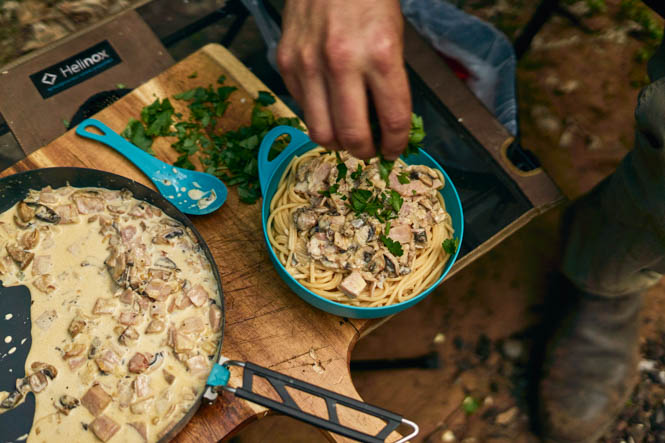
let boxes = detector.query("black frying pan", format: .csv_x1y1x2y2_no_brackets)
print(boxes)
0,167,417,443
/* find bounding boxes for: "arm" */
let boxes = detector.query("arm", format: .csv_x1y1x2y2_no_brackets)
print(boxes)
277,0,412,160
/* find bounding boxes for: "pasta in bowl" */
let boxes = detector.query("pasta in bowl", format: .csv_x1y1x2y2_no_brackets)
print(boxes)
258,126,463,319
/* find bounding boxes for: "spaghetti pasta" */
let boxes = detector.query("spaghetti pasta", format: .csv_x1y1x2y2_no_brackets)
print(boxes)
267,148,455,307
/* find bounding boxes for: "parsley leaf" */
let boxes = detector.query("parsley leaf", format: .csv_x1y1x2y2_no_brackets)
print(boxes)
188,72,198,79
380,233,403,257
141,98,175,137
349,189,373,213
121,118,154,154
398,172,411,184
388,190,403,213
350,164,363,180
256,91,277,106
385,221,391,235
378,155,394,183
442,238,460,254
318,184,339,198
336,163,347,183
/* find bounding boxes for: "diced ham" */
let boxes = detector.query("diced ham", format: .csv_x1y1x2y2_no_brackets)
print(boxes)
185,284,209,307
388,224,412,244
209,304,222,332
90,415,120,442
143,279,173,301
150,301,165,318
128,353,150,374
31,255,52,275
119,289,135,304
388,171,431,196
180,316,204,335
63,343,86,359
95,350,120,373
133,374,151,398
186,355,209,377
118,311,140,326
136,296,149,312
81,384,112,416
121,225,137,242
93,298,117,315
67,356,86,371
72,193,105,214
175,293,192,310
129,422,147,442
68,316,86,338
145,319,165,334
54,204,79,224
35,309,57,330
338,271,367,298
32,274,56,293
293,208,317,232
173,331,194,353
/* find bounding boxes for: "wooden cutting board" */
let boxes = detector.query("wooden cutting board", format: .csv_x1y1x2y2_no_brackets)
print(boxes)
1,44,412,441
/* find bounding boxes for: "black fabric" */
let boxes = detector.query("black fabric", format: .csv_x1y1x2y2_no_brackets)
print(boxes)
644,0,665,19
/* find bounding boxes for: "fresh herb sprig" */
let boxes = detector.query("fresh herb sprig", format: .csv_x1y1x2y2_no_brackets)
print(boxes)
443,238,460,255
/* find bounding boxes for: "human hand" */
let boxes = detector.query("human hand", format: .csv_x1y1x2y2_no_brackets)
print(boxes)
277,0,411,160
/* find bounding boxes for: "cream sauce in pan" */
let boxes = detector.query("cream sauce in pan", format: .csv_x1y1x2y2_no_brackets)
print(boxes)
0,186,222,442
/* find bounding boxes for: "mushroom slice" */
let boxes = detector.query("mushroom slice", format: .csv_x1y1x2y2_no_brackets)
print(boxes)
16,377,31,394
63,343,87,359
31,362,57,379
16,201,36,223
0,391,23,409
162,369,175,385
56,395,80,415
68,316,87,338
6,244,34,270
28,372,48,393
119,326,140,346
29,202,61,223
20,229,40,250
154,256,178,269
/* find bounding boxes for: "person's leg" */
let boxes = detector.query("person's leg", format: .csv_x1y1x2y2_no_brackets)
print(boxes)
539,38,665,442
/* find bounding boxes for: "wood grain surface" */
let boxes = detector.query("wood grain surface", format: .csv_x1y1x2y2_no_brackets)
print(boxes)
1,44,407,442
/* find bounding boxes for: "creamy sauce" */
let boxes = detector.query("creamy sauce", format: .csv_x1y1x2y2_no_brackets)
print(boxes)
0,186,223,442
186,189,205,201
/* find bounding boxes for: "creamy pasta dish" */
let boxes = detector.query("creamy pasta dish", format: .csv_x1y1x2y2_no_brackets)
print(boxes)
0,186,222,442
268,149,455,307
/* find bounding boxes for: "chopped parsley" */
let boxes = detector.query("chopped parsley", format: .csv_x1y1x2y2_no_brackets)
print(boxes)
378,155,394,183
398,172,411,184
388,190,403,213
141,98,175,137
335,152,347,182
187,72,198,78
318,184,339,198
350,164,363,180
443,238,460,255
380,233,403,257
462,396,479,415
121,118,154,154
385,221,391,235
122,77,304,204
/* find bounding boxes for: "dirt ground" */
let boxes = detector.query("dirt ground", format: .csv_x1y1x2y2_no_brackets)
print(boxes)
3,0,665,442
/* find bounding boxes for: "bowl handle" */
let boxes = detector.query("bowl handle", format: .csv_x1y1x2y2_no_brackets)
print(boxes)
258,126,316,196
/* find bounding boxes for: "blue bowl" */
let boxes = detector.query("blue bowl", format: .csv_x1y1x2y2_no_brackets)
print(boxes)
258,126,464,319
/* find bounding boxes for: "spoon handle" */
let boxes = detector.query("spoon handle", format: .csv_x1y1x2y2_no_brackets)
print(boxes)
75,119,167,178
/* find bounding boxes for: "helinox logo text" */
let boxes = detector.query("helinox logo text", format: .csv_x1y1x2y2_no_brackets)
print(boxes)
59,50,111,77
29,41,121,99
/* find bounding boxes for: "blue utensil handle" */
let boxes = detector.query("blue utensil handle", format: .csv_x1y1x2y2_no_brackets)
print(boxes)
75,118,159,177
258,126,316,195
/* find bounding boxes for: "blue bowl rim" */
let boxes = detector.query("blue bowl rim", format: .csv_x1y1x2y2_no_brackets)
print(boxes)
259,127,464,314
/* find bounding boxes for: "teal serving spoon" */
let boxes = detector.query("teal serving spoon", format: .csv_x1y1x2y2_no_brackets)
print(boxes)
76,118,227,215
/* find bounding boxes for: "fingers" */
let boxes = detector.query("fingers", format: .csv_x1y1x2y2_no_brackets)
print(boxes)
366,33,411,160
324,43,374,159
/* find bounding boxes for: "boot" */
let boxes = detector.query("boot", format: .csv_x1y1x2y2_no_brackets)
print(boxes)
538,282,641,442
